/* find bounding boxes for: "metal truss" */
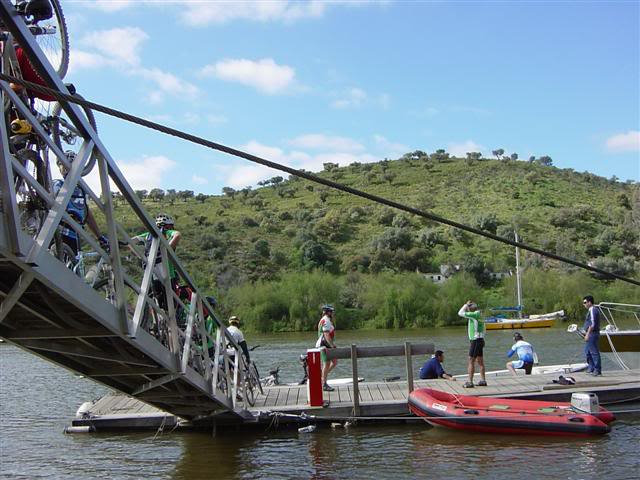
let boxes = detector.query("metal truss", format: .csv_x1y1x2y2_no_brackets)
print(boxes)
0,0,254,421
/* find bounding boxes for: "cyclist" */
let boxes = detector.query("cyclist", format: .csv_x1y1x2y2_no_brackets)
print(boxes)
315,304,337,391
52,151,107,257
226,316,250,364
131,213,181,309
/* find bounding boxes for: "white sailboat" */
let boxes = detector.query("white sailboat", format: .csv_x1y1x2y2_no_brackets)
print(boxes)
486,232,565,330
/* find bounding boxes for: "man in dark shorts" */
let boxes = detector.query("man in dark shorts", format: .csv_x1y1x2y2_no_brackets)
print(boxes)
458,300,487,388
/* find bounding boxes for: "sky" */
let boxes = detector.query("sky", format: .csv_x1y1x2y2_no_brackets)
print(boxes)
51,0,640,193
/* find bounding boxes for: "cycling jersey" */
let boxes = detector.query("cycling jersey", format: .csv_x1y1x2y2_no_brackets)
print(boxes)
135,229,179,279
458,308,485,340
507,340,534,363
52,178,87,240
315,315,335,348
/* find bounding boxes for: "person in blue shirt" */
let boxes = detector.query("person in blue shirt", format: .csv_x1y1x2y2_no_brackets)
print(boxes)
506,332,535,375
52,151,106,256
582,295,602,376
419,350,456,380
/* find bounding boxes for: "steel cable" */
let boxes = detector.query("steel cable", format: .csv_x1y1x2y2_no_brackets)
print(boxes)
1,72,638,286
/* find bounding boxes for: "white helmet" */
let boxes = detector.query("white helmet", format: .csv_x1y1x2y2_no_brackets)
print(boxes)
155,213,174,227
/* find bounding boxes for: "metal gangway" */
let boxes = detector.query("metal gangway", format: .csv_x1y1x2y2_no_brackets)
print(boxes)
0,1,252,422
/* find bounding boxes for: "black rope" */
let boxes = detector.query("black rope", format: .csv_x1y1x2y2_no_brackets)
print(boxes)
2,73,639,287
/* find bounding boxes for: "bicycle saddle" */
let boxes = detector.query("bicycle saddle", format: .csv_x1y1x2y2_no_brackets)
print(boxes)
23,0,53,22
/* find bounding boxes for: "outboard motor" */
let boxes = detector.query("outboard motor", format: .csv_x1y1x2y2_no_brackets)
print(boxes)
571,392,600,414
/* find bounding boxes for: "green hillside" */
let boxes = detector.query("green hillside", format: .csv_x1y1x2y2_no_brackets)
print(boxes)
110,154,639,331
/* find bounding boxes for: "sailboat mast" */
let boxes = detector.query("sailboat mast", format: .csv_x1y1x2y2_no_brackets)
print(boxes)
515,231,523,318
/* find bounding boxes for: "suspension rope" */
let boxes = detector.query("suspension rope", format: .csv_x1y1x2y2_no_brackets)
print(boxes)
2,73,639,286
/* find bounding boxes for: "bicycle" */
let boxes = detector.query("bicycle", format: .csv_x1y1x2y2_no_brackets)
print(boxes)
242,359,263,407
2,0,97,241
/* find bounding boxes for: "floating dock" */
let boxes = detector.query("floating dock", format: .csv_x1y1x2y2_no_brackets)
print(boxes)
71,368,640,431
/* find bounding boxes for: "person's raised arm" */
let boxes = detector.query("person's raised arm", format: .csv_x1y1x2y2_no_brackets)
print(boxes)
458,302,470,318
169,230,182,249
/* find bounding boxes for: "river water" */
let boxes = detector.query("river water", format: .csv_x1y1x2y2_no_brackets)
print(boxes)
1,327,639,479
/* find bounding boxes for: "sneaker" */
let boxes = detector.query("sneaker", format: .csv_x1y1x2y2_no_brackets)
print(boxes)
590,372,602,376
586,369,594,374
463,382,474,388
323,383,335,392
477,380,488,387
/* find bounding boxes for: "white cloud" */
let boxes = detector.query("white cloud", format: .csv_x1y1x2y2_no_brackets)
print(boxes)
331,87,367,109
221,138,382,188
373,135,410,158
606,131,640,153
137,67,199,101
192,175,208,185
180,0,328,26
74,0,380,26
447,140,486,157
288,134,364,152
84,0,134,12
71,28,198,103
118,155,177,190
200,58,296,95
79,27,148,67
69,50,110,73
81,155,176,193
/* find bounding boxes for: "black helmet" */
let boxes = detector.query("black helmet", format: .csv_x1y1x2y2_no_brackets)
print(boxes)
25,0,53,22
513,332,523,341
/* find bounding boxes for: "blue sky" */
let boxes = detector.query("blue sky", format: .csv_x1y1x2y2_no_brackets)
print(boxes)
57,0,639,193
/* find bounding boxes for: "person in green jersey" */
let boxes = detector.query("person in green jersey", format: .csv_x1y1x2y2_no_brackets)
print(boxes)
131,213,182,310
458,300,487,388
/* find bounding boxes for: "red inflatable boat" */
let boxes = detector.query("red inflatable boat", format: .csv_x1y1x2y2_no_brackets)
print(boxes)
408,388,615,436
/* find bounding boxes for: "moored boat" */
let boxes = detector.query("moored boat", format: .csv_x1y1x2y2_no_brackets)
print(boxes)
408,388,614,436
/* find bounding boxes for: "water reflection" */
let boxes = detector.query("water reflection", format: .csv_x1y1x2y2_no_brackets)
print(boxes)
2,325,639,480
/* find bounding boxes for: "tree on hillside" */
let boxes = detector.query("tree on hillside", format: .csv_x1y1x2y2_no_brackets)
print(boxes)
134,189,147,200
149,188,165,202
536,155,553,166
178,190,194,201
465,152,482,164
222,186,236,199
270,176,284,186
431,149,450,162
166,189,177,205
528,156,536,163
510,153,519,161
382,172,396,184
323,162,339,172
196,193,207,203
492,148,505,159
318,188,329,204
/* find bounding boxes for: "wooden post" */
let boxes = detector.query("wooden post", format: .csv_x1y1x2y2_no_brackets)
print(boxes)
351,344,360,416
405,342,414,395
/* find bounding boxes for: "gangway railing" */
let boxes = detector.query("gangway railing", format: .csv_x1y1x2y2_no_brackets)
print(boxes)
0,0,252,420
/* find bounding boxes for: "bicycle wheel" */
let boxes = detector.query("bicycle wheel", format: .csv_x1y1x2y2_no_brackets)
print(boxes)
14,148,48,238
23,0,69,79
250,363,264,395
243,374,256,407
48,240,75,269
51,93,98,176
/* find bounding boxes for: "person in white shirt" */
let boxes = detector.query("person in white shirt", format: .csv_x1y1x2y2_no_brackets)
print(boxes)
227,316,250,363
506,332,535,375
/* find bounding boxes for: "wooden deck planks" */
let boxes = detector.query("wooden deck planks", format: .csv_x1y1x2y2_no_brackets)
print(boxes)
74,369,640,431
